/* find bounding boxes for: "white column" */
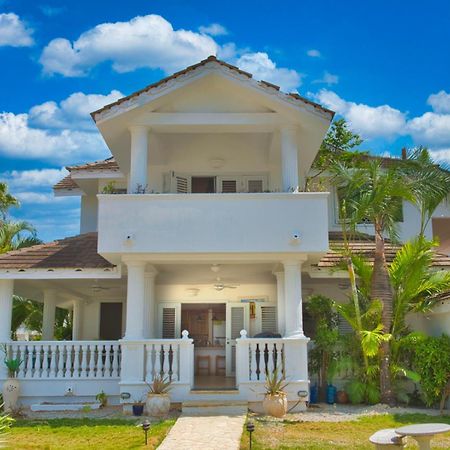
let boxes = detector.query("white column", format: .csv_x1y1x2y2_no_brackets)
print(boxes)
283,260,304,338
72,299,84,340
128,125,149,193
143,267,157,339
42,289,57,341
273,271,285,336
280,125,299,192
0,280,14,342
124,260,146,340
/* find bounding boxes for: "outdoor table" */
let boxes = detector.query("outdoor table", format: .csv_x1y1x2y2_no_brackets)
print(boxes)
395,423,450,450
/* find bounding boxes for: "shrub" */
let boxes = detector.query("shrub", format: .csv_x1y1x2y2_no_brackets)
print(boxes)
414,334,450,406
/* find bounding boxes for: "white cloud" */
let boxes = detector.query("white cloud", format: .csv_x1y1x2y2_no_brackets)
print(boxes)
407,112,450,147
40,14,219,76
430,148,450,164
313,71,339,86
1,168,68,188
15,192,67,204
0,13,34,47
427,90,450,114
307,49,321,57
199,23,228,36
0,111,107,162
236,52,303,92
29,90,123,130
314,89,406,139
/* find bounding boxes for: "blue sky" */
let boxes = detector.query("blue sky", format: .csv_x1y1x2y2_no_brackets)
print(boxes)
1,0,450,242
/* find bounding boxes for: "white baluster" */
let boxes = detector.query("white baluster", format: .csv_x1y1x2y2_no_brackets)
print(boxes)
17,344,26,378
111,344,119,378
32,344,41,378
88,344,97,378
250,342,258,381
66,344,73,378
154,344,162,377
267,342,275,376
25,345,34,379
73,344,81,378
49,344,57,378
171,344,179,381
42,344,50,378
98,344,105,377
80,344,88,378
56,344,64,378
104,344,112,378
145,343,153,382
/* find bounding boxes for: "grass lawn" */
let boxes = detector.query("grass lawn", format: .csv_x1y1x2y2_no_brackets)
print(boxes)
240,413,450,449
4,417,176,450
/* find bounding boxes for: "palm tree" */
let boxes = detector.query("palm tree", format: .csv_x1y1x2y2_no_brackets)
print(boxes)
333,160,414,404
0,182,18,221
403,147,450,237
0,220,41,253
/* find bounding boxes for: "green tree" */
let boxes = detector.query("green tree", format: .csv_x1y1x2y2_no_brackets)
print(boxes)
0,220,41,253
0,182,18,221
333,160,414,404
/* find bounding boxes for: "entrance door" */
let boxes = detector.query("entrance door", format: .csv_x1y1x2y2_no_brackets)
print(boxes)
225,303,249,376
99,303,123,340
191,176,215,193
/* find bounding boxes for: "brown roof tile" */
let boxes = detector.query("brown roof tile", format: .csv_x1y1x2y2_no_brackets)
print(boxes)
0,233,114,270
66,156,119,172
53,175,79,191
91,55,335,120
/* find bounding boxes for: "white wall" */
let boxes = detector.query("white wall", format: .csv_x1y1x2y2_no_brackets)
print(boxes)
80,195,98,234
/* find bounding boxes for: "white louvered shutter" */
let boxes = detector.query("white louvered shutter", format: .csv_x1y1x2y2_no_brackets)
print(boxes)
171,173,190,193
158,304,181,338
260,305,277,333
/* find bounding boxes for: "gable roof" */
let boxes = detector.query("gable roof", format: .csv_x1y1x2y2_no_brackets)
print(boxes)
91,55,335,122
0,233,114,270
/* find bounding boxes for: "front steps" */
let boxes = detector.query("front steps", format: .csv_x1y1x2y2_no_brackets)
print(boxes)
182,390,248,414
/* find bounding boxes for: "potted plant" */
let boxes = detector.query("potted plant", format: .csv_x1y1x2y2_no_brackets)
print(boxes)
262,368,288,418
95,391,107,408
2,347,22,413
132,398,145,417
146,374,171,417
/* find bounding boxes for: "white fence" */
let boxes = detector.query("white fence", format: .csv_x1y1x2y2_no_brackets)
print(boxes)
5,341,121,379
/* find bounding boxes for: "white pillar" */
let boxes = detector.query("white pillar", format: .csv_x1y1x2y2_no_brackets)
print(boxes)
72,299,83,340
280,125,299,192
128,125,149,193
274,271,285,336
124,260,146,340
42,289,57,341
283,260,304,338
0,280,14,342
143,267,157,339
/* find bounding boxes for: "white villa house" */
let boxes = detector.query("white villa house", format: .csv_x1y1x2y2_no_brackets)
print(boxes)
1,56,450,411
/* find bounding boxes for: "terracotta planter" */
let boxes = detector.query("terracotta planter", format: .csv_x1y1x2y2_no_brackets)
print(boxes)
2,378,20,413
146,394,171,417
336,390,349,404
263,393,288,418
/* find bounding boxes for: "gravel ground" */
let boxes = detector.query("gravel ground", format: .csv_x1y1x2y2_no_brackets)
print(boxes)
270,403,449,422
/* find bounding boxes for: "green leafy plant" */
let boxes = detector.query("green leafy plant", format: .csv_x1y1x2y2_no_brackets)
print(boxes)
2,345,22,378
95,391,107,408
0,406,14,448
101,181,117,194
146,374,172,395
264,368,288,396
414,334,450,407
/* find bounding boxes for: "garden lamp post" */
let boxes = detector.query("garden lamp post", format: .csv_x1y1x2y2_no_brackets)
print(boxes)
246,421,255,449
141,419,151,445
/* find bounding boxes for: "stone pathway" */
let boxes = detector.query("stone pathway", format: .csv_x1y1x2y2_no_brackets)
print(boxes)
157,406,247,450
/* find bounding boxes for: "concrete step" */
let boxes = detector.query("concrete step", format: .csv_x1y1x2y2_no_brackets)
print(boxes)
182,401,248,416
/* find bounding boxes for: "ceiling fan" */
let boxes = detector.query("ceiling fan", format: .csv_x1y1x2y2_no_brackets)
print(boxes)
213,276,239,291
91,281,111,293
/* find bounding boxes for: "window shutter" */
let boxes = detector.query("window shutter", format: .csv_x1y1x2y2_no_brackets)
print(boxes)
176,176,189,194
261,306,277,333
338,316,353,335
221,179,237,193
247,179,263,193
162,307,176,338
231,307,244,339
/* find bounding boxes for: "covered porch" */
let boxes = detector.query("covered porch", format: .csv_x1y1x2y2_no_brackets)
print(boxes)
0,234,311,409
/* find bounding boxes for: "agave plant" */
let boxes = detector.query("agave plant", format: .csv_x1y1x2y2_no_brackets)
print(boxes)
2,345,22,378
146,374,172,395
264,368,288,396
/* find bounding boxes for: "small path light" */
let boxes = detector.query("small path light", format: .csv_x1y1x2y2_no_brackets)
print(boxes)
140,419,151,445
246,421,255,449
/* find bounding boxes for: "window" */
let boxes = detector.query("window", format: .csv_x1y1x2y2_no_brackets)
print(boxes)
220,179,238,193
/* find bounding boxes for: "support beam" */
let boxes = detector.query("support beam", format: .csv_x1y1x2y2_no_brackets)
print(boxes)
143,267,157,339
0,280,14,342
128,125,149,193
280,125,299,192
42,289,57,341
273,271,285,336
283,260,304,338
124,260,146,340
72,299,84,340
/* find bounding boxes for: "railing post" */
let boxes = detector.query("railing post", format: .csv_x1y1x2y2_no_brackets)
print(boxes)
235,330,249,385
283,337,309,381
120,340,145,383
179,330,194,387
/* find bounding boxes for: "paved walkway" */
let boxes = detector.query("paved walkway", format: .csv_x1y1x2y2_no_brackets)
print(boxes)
157,406,247,450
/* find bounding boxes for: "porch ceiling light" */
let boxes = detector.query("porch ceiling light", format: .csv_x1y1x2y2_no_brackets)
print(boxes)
185,288,200,297
209,158,225,169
